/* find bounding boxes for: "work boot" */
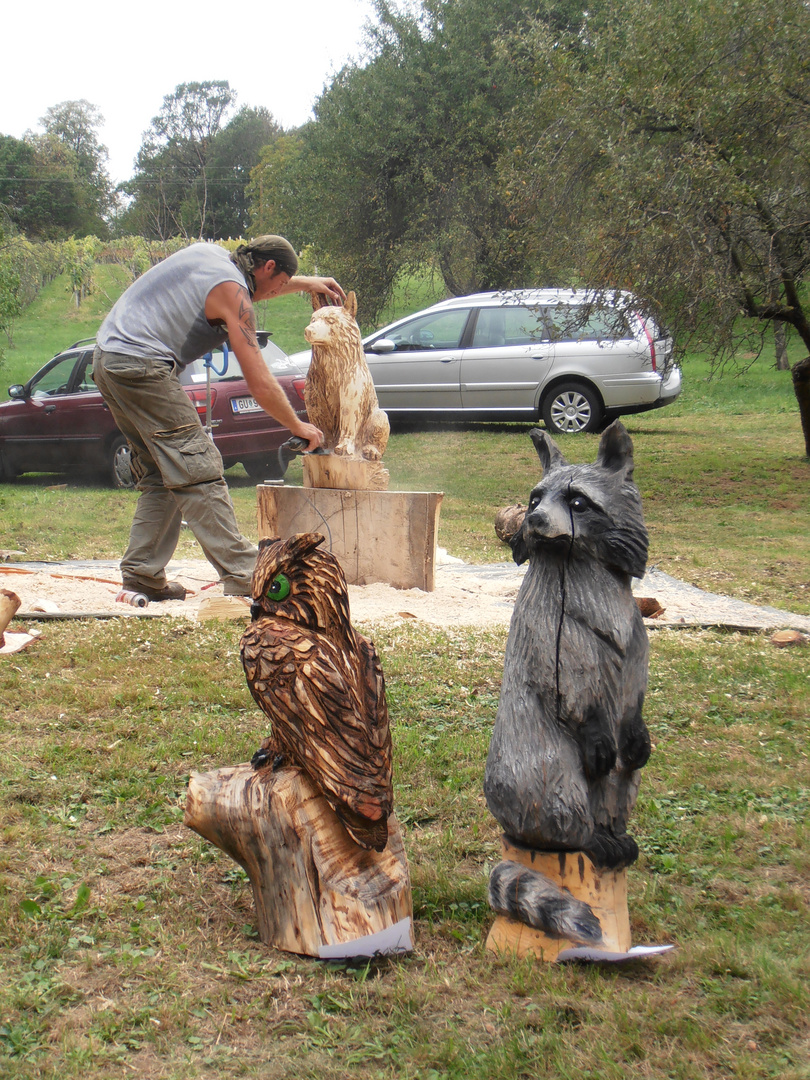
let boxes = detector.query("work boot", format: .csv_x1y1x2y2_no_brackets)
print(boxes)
122,579,187,602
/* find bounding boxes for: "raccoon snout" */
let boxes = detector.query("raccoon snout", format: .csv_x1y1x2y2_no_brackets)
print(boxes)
525,507,570,545
527,507,565,537
525,507,550,530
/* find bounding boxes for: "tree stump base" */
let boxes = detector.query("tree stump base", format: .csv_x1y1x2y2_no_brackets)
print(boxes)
486,838,631,962
184,763,413,958
304,453,389,491
256,485,443,591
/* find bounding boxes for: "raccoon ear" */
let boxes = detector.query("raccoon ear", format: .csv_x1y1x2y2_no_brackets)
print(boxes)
596,420,635,477
529,428,567,473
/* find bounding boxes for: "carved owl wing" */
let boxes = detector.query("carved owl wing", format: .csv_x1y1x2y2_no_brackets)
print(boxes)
240,616,392,850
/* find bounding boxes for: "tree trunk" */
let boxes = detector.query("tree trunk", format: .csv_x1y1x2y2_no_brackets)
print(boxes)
774,324,789,371
185,763,412,958
792,357,810,457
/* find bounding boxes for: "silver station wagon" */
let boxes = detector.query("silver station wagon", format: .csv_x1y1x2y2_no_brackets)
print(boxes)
291,289,682,434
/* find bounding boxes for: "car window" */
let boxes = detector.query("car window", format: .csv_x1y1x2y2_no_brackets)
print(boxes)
180,341,294,386
383,309,470,352
545,305,633,343
182,352,244,385
29,354,81,397
75,355,96,392
471,306,548,348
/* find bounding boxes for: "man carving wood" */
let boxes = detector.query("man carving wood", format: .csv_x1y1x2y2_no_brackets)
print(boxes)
93,236,344,599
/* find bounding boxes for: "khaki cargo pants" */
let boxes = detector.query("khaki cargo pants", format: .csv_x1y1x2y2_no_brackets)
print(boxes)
92,347,256,595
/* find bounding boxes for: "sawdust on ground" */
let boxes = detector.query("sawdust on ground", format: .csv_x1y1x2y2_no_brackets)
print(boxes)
3,552,810,633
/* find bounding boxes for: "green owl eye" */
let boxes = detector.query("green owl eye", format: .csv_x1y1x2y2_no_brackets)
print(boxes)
267,573,291,601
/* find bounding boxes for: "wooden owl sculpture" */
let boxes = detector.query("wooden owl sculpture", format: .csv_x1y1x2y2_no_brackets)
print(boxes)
240,532,393,852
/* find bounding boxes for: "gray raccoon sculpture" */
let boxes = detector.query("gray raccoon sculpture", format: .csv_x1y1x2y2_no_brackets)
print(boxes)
484,420,651,943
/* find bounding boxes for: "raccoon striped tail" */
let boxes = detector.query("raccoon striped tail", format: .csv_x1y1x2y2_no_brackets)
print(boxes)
488,861,604,945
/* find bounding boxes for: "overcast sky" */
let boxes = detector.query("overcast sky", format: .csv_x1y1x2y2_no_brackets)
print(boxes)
1,0,377,186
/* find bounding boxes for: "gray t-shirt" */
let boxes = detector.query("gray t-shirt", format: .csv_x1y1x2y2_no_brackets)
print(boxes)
97,243,247,367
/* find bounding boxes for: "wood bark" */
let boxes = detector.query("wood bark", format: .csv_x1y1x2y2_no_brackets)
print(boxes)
774,324,789,371
184,763,412,957
792,357,810,457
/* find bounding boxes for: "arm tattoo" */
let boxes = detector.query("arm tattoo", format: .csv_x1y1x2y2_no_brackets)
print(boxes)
236,287,258,349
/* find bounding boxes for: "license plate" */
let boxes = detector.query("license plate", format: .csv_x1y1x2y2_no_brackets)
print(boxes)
230,396,261,414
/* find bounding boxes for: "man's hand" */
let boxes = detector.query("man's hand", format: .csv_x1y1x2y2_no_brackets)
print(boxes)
286,275,346,305
289,420,324,452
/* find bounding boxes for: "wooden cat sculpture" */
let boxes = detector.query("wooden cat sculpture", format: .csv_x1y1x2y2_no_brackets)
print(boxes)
303,292,390,490
484,421,652,960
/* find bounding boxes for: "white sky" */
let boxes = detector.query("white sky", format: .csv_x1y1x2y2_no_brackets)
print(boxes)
0,0,377,186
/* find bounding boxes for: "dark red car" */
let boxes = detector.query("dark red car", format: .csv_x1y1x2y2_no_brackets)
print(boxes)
0,334,308,487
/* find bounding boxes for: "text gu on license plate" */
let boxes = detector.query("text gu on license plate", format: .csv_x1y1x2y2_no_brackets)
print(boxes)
231,396,262,414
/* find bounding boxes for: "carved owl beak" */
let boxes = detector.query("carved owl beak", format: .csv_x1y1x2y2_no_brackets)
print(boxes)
250,602,262,621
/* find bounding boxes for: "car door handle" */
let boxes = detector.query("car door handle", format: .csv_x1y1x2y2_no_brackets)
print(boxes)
531,354,547,360
44,404,56,413
439,355,458,363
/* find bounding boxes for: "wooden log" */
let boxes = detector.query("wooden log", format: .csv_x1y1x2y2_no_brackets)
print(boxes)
304,453,389,491
256,485,443,591
184,763,412,957
196,596,251,622
0,589,21,640
494,504,526,544
486,839,631,962
0,589,41,655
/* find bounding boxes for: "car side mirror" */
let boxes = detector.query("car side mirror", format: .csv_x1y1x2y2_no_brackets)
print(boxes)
7,384,26,400
367,338,396,355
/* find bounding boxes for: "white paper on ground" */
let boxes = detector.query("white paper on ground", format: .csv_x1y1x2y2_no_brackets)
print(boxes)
557,943,675,963
0,629,42,655
318,917,413,960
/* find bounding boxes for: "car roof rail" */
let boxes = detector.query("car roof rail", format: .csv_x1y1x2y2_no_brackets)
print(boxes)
68,338,97,349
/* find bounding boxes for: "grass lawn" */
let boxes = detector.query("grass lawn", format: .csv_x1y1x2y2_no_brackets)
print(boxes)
0,619,807,1079
0,265,808,1079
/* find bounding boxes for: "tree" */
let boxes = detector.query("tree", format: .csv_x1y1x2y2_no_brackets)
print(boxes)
0,131,105,240
120,82,275,241
501,0,810,453
248,133,306,249
205,106,281,238
271,0,546,317
40,99,115,229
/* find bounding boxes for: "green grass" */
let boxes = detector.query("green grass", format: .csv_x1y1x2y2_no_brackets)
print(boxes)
0,620,807,1079
2,345,806,613
0,263,447,388
0,261,808,1076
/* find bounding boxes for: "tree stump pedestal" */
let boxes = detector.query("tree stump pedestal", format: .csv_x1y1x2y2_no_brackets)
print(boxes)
303,453,389,492
256,484,443,591
485,837,631,962
185,764,412,958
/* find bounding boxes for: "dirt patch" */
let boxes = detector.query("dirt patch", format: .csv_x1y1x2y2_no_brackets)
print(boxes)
2,555,810,633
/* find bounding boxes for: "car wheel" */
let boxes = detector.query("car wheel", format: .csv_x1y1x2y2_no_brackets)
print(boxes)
242,453,288,481
109,435,135,489
542,382,603,435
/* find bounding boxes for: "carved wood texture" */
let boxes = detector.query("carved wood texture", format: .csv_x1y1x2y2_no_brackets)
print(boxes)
185,764,412,956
